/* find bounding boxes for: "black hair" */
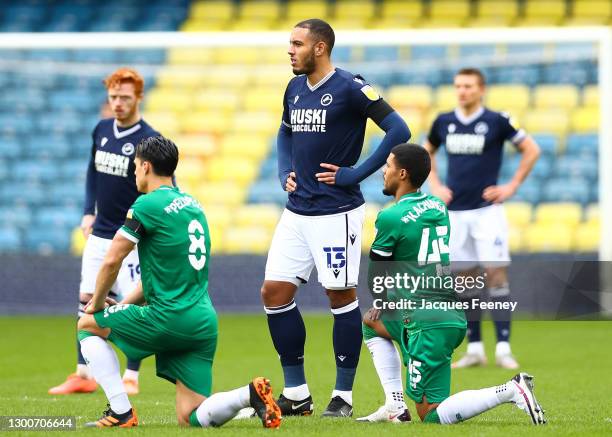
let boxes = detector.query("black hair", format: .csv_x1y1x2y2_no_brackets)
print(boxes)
136,135,179,177
390,143,431,188
456,67,486,86
294,18,335,55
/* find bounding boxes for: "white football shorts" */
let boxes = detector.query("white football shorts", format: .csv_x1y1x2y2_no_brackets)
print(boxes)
265,205,365,290
448,203,511,270
79,234,140,298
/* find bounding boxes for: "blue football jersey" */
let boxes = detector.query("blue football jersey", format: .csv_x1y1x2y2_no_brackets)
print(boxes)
280,68,383,215
428,107,526,211
85,118,159,239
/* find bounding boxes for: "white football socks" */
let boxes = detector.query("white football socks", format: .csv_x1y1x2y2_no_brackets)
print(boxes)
194,385,250,427
80,336,131,414
495,341,512,356
283,384,310,401
466,341,485,356
436,382,516,424
76,363,91,379
123,369,139,382
365,337,405,409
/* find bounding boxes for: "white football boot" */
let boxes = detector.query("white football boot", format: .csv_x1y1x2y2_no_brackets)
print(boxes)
509,373,546,425
356,404,411,423
451,353,487,368
496,353,520,369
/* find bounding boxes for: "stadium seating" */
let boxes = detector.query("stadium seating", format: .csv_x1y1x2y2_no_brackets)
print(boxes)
0,0,604,255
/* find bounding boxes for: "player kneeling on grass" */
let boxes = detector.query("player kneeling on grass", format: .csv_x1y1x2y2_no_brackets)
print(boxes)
357,143,545,425
77,136,282,429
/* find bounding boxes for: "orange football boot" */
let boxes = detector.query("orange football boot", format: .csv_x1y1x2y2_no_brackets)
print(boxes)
48,373,97,395
249,377,282,429
85,405,138,428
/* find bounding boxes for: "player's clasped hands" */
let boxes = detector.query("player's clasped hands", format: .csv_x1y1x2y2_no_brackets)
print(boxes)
316,163,340,185
83,296,118,314
285,172,297,192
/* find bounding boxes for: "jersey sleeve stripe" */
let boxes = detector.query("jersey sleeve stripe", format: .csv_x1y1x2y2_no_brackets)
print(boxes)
511,129,527,146
282,120,291,128
118,227,140,243
371,248,393,257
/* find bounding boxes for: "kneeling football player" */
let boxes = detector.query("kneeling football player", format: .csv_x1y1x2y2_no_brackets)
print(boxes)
78,136,281,428
357,144,545,425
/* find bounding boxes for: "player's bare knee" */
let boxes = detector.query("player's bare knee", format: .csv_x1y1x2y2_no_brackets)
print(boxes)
326,288,356,309
261,281,295,306
484,267,507,288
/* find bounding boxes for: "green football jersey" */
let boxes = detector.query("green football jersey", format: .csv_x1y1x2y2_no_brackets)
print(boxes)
370,191,466,332
119,185,216,339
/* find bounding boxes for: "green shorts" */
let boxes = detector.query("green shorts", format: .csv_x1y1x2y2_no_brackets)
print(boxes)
402,326,466,404
93,304,218,397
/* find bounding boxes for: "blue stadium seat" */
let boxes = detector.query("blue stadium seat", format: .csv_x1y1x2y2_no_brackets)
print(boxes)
34,207,81,228
37,113,85,135
60,160,88,182
24,135,71,159
410,45,447,61
118,49,167,65
0,183,45,206
0,90,45,112
566,134,598,156
0,137,21,159
0,227,20,252
11,160,60,183
44,19,84,32
49,183,85,207
49,91,95,112
395,68,443,86
513,181,541,204
506,43,546,57
360,179,388,204
0,206,33,228
529,154,553,179
0,114,35,135
332,46,352,63
27,49,71,62
259,157,277,176
552,156,598,181
248,180,287,205
459,44,497,59
531,134,558,156
492,66,540,86
542,177,590,203
542,62,589,86
501,154,521,179
24,228,71,253
364,46,400,62
71,49,119,64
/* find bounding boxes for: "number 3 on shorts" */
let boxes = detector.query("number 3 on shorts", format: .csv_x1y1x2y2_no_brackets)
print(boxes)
188,219,206,270
408,358,422,389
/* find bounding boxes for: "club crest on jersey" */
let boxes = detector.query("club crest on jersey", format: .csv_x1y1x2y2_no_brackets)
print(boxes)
122,143,135,155
475,122,489,135
320,93,333,106
101,137,108,147
448,123,456,133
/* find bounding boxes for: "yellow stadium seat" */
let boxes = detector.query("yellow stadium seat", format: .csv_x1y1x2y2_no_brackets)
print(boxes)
570,107,599,133
232,112,279,135
179,112,233,135
380,0,424,22
334,0,376,21
468,17,514,27
195,182,247,207
286,1,329,23
180,19,229,32
190,1,235,21
243,89,285,112
362,225,377,252
194,90,240,113
239,0,282,21
387,85,432,110
524,223,574,252
504,202,533,227
534,202,583,226
145,90,193,113
206,157,259,186
143,112,180,136
213,47,262,64
476,0,519,20
166,48,214,65
573,222,600,252
585,203,599,223
259,48,290,65
229,20,277,31
234,204,281,229
430,0,471,20
223,226,273,254
525,0,567,18
155,70,204,90
522,109,569,136
173,134,217,159
583,85,599,107
175,157,206,185
368,17,416,29
571,0,612,22
486,85,530,111
508,225,525,252
71,227,86,256
202,70,251,89
533,85,579,110
218,134,270,160
395,108,426,140
207,222,227,253
252,68,294,87
434,86,457,111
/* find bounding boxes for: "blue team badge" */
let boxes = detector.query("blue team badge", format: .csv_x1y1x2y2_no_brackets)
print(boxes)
475,122,489,135
122,143,135,155
321,93,333,106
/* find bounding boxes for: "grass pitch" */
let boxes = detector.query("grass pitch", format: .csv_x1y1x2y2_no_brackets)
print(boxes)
0,315,610,436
